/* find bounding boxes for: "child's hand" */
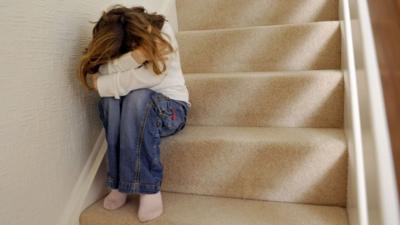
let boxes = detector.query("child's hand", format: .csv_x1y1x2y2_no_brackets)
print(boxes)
131,46,148,65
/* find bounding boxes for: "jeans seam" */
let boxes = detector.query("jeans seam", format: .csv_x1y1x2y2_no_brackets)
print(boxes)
133,99,154,189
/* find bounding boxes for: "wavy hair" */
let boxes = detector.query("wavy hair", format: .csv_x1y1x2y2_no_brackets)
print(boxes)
78,4,174,90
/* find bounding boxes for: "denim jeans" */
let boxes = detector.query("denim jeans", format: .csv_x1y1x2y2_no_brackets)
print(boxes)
97,88,190,194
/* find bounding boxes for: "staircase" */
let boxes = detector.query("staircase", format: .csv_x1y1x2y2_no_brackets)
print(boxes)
80,0,348,224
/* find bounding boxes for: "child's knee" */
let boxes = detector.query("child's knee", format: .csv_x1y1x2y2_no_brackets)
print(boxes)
124,88,154,105
98,97,119,111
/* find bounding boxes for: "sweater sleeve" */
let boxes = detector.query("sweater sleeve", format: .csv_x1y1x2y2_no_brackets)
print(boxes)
96,52,167,99
98,50,141,75
98,21,177,76
96,21,177,99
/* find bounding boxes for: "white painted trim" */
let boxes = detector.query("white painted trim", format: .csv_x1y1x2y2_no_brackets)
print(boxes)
57,2,176,225
162,0,179,32
339,1,368,225
160,0,172,16
57,129,107,225
354,0,400,224
342,0,400,224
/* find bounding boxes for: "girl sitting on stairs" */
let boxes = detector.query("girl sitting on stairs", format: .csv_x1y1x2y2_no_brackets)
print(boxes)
78,4,191,222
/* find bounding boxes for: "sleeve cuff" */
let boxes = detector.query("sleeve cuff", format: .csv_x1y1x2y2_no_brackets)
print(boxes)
96,73,120,99
113,51,141,71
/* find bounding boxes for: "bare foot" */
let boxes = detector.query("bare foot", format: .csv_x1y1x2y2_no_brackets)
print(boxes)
103,189,128,210
138,191,163,222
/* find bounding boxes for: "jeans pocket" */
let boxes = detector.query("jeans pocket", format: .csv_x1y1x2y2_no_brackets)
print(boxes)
151,93,172,118
158,101,174,121
151,92,188,137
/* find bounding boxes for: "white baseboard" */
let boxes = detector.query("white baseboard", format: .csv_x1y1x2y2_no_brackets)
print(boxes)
340,0,400,225
57,129,107,225
339,1,368,225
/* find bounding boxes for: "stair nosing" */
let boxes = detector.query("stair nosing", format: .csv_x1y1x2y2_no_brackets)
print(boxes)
161,190,347,209
81,191,348,225
178,20,340,34
166,125,346,146
183,69,343,78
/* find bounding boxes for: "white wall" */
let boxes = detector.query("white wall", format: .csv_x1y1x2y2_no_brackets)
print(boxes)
0,1,171,225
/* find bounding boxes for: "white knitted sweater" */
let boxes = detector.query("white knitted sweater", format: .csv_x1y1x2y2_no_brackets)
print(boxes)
95,21,190,106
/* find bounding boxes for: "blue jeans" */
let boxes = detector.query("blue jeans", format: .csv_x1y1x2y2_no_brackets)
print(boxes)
97,88,189,194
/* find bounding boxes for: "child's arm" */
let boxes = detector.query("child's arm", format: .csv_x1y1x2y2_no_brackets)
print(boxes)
95,21,177,99
95,51,167,99
98,47,148,75
99,21,177,76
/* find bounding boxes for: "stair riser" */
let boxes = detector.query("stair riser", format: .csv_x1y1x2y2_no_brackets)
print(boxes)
177,22,341,73
185,71,344,128
177,0,339,30
160,127,347,206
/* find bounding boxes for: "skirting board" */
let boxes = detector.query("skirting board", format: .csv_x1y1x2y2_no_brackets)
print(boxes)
340,0,400,225
339,0,368,225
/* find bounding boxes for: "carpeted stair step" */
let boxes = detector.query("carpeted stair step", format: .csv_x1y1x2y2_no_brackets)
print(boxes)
159,125,347,206
177,0,339,31
80,192,348,225
177,21,341,73
185,70,344,128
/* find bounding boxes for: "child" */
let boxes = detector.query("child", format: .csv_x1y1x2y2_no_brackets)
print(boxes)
78,4,190,222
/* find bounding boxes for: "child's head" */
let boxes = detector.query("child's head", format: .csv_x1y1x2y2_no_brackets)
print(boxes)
78,4,174,90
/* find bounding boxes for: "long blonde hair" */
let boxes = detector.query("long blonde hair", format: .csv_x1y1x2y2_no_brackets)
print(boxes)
78,4,174,90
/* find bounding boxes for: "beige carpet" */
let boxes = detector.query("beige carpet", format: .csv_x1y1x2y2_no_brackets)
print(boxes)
160,126,347,206
177,22,341,73
80,0,347,224
185,70,344,127
177,0,338,30
80,192,348,225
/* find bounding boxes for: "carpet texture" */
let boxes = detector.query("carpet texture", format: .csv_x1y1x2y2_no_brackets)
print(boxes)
177,0,338,30
80,192,348,225
80,0,348,224
185,70,344,127
177,22,341,73
160,126,347,206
